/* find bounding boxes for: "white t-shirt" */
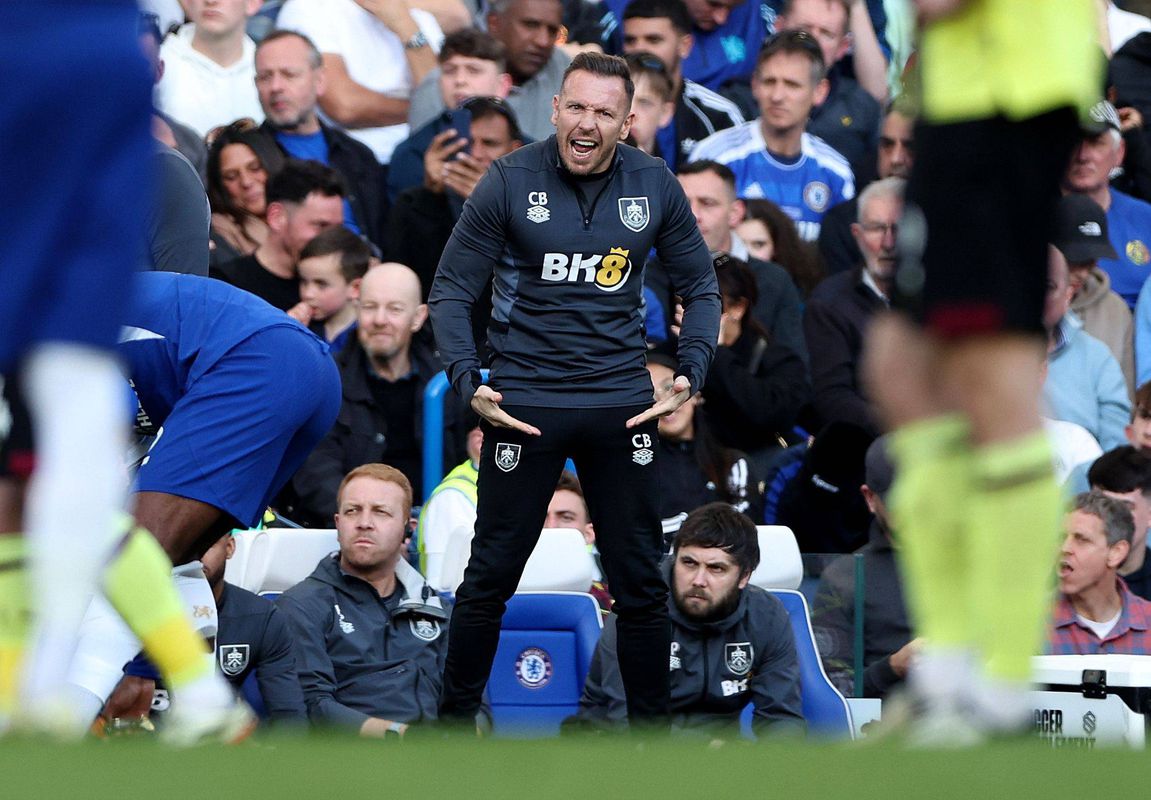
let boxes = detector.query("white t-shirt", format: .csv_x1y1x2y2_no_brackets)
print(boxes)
1076,607,1121,641
277,0,444,163
155,25,264,138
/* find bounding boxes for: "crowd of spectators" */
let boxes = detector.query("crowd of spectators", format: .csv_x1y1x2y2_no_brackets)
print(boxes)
116,0,1151,734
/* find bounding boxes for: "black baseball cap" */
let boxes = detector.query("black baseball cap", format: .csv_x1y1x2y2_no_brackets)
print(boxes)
1054,193,1118,263
864,435,895,502
1082,99,1122,136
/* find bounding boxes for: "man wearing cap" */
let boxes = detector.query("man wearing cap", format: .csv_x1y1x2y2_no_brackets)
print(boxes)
811,435,914,700
1064,100,1151,309
1054,193,1135,395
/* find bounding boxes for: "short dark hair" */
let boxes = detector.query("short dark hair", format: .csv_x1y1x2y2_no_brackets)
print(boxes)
673,502,760,576
622,0,693,35
625,52,674,101
1088,446,1151,498
677,159,736,191
1073,490,1135,548
1134,381,1151,422
756,29,826,83
461,96,523,142
562,52,635,107
257,29,323,69
299,226,372,283
265,159,346,206
438,28,507,71
555,470,585,501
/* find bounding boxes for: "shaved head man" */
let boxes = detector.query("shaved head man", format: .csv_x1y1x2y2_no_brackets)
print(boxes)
356,262,429,381
289,260,449,523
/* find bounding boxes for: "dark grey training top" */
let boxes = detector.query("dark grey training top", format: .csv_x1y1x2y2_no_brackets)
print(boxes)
429,137,720,408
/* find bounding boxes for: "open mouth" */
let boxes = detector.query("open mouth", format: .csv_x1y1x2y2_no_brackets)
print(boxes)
570,139,598,160
1058,560,1073,577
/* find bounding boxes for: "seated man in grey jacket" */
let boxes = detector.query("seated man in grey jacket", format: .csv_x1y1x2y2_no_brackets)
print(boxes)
571,502,804,739
277,463,454,737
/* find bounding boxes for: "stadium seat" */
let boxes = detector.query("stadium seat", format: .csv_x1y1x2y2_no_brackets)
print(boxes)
487,591,603,738
518,529,596,592
747,526,803,591
255,528,339,594
740,588,854,739
223,529,271,593
438,527,598,594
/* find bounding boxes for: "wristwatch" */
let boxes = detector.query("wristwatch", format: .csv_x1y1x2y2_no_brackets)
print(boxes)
404,30,429,50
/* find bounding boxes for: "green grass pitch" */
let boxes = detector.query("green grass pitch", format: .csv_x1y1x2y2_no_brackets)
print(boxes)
0,733,1142,799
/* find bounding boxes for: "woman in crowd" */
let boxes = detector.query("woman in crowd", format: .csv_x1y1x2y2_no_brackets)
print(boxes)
646,350,762,539
698,254,811,481
205,122,284,267
738,198,822,297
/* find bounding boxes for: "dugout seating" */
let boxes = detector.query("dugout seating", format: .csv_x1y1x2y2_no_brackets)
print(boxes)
487,591,603,738
438,527,598,594
226,528,339,594
747,525,803,591
740,526,854,739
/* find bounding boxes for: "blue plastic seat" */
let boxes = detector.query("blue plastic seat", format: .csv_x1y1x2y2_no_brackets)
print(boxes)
740,588,854,739
486,591,603,738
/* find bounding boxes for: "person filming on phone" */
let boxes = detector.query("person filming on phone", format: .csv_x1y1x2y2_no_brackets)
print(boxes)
384,97,525,314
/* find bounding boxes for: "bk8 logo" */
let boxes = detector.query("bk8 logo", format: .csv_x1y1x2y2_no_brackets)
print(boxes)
540,247,632,292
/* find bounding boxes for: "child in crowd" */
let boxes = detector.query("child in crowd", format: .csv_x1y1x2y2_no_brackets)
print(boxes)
288,226,372,354
624,53,674,159
1127,382,1151,452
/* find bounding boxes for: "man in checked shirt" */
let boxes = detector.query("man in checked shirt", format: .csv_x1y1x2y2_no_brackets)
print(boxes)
1047,491,1151,655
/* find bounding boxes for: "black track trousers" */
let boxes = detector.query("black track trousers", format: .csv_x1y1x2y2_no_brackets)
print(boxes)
439,404,670,726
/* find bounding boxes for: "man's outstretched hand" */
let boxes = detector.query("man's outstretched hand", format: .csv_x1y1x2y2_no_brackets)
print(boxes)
626,375,692,428
471,385,541,436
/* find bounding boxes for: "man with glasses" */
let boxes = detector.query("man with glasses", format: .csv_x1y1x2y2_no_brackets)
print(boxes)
804,176,903,437
688,30,854,241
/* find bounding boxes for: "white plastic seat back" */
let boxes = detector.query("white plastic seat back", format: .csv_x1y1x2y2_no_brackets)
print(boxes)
517,528,595,592
441,527,595,594
223,529,271,593
748,525,802,591
258,528,340,594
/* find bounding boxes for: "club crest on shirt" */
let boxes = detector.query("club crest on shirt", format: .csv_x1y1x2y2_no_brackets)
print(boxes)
725,642,753,676
409,618,442,642
619,197,650,232
803,181,831,213
1127,239,1149,266
495,442,521,472
218,644,250,676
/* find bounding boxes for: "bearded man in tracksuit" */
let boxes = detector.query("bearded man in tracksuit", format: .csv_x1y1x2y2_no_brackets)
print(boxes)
574,502,804,737
429,51,721,729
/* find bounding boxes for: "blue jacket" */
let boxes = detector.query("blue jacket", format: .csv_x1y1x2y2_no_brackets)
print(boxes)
1044,312,1131,452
